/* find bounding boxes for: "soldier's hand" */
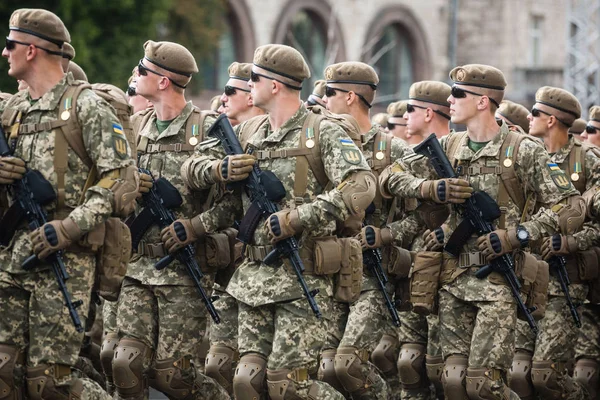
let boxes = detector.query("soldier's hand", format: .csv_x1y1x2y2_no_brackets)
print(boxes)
423,224,450,251
30,218,83,259
138,173,153,196
0,156,26,184
420,178,472,204
266,209,302,244
211,154,256,183
356,226,392,250
476,228,520,262
160,217,206,254
541,234,577,260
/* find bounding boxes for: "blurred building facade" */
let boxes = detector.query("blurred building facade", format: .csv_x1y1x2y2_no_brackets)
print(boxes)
200,0,573,111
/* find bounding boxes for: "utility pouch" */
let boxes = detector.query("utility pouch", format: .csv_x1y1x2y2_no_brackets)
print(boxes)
333,238,363,303
385,246,413,278
410,251,442,315
518,259,549,321
586,248,600,304
577,249,600,281
394,278,412,312
314,236,342,275
96,218,131,301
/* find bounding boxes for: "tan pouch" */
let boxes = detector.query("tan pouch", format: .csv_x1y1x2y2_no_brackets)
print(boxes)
417,202,450,231
214,228,240,287
514,250,539,293
385,246,413,278
333,238,363,303
205,233,232,271
314,236,342,275
410,251,442,315
586,248,600,304
520,260,549,321
96,218,131,301
394,278,412,312
578,249,600,281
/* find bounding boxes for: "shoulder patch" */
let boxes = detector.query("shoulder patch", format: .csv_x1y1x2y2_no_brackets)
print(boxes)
341,148,363,165
112,134,128,159
547,163,572,191
339,138,355,147
113,123,124,135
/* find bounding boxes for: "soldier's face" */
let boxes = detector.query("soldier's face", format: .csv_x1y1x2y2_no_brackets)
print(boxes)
447,92,477,124
527,107,548,137
388,117,408,140
585,121,600,147
248,71,270,108
405,102,427,136
323,86,348,114
3,33,29,79
223,80,252,120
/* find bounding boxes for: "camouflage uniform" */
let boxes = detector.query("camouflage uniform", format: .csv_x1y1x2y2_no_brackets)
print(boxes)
385,121,582,399
100,299,118,394
114,102,229,400
0,72,134,400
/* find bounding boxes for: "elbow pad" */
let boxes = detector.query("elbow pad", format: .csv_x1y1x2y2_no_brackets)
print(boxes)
337,170,377,216
553,195,586,235
98,165,139,217
378,164,395,199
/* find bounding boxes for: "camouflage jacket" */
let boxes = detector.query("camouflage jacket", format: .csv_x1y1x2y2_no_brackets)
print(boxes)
386,121,581,301
0,73,134,274
129,101,217,286
221,105,372,306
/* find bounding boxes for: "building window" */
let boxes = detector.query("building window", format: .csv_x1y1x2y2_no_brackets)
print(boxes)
370,24,414,103
284,10,327,99
529,15,543,67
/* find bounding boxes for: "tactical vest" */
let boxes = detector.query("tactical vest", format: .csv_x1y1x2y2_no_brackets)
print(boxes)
247,107,362,205
446,129,529,228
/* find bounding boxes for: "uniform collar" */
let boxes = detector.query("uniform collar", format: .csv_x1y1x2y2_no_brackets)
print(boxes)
551,135,576,164
361,124,381,147
27,72,73,112
142,101,194,141
261,104,308,144
454,120,510,161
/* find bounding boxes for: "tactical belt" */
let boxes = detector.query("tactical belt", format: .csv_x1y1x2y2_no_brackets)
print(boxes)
136,241,166,258
244,244,274,262
458,251,487,269
44,364,72,379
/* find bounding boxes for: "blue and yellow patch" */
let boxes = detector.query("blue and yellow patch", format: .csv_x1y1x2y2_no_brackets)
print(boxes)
339,138,354,147
113,123,124,135
547,163,572,191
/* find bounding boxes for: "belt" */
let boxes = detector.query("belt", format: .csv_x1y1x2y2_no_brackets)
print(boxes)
244,244,274,262
458,251,486,269
136,241,166,258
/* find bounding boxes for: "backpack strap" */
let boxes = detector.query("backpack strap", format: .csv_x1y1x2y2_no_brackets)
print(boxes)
297,111,329,199
446,131,468,168
497,131,526,228
569,141,587,194
240,114,269,151
370,130,393,173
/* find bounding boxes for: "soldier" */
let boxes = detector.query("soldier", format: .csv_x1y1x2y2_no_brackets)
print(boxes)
219,62,265,124
495,100,530,134
581,106,600,147
181,44,376,400
320,61,414,399
387,100,408,140
112,40,229,400
371,112,389,130
0,8,138,399
61,42,75,71
380,64,586,399
67,61,88,82
126,77,153,115
568,118,586,139
508,86,597,399
209,94,222,113
305,79,326,108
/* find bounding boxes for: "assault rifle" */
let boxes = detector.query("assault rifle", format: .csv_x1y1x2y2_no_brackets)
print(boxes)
208,114,321,318
0,125,83,332
128,170,220,323
548,252,581,327
414,133,538,334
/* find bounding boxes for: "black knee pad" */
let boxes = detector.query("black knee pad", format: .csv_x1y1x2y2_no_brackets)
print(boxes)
397,343,427,389
113,338,151,399
371,334,399,376
441,355,468,399
233,353,267,400
0,345,24,400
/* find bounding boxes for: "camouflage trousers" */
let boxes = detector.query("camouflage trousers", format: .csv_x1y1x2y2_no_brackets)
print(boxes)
116,277,229,400
438,287,517,398
238,296,345,399
515,295,588,399
102,297,118,335
0,253,110,399
575,303,600,360
209,283,238,349
323,301,349,350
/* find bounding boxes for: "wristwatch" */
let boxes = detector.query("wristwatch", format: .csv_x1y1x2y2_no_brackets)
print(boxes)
516,225,530,248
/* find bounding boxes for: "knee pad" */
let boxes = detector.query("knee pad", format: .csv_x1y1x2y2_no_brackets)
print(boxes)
441,355,468,399
466,367,510,400
317,349,346,395
334,346,375,395
113,338,151,399
531,360,563,400
371,334,399,376
205,345,236,395
574,358,599,399
233,353,267,400
267,368,318,400
0,345,24,400
425,354,444,395
150,356,197,399
99,332,119,379
397,343,427,389
508,350,533,400
26,364,82,400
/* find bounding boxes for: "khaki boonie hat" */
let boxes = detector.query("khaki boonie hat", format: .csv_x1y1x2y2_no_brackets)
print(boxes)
588,106,600,123
409,81,451,108
228,62,252,81
568,118,587,135
497,100,530,133
535,86,581,125
143,40,198,77
9,9,70,47
62,42,75,60
387,101,408,118
324,62,378,89
68,61,88,82
253,44,310,88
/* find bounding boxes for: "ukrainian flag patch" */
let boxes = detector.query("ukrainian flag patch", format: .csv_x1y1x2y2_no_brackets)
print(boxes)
113,123,124,135
547,163,560,171
339,138,354,147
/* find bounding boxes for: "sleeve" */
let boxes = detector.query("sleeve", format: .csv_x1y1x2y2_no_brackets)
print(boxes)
198,190,243,233
574,220,600,251
584,149,600,191
388,211,426,248
68,89,135,232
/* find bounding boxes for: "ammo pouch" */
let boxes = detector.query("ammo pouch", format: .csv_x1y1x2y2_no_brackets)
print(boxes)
417,202,450,231
215,239,243,288
93,218,132,302
383,246,413,279
410,251,442,315
394,278,412,312
511,251,549,321
577,248,600,282
584,247,600,304
199,228,238,274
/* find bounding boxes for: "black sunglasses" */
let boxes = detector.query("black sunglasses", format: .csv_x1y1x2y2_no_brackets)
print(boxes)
387,122,407,130
250,71,301,90
325,86,372,109
224,85,250,96
126,86,137,97
137,59,186,89
5,37,62,56
451,85,500,108
531,108,570,127
406,103,451,120
585,125,600,134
